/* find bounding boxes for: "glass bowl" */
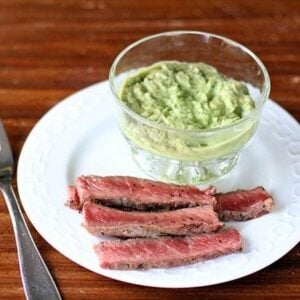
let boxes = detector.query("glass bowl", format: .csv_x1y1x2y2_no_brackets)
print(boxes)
109,31,270,184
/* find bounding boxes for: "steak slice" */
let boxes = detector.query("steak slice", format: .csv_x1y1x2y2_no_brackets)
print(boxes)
216,187,274,221
68,175,216,210
95,227,242,270
67,186,81,210
82,201,223,238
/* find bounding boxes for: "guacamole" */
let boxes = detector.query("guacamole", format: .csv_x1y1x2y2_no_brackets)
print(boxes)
120,61,255,130
118,61,257,161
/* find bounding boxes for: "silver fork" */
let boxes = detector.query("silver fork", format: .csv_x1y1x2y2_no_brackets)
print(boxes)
0,120,62,300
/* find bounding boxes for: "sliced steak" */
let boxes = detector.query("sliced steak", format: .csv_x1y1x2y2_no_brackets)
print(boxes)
67,176,273,221
95,227,242,270
69,175,216,210
216,187,274,221
83,201,223,237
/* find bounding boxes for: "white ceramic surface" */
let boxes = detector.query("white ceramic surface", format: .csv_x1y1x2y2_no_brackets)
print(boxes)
17,81,300,288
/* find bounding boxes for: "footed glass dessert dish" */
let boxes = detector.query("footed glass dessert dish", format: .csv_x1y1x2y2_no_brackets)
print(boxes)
109,31,270,184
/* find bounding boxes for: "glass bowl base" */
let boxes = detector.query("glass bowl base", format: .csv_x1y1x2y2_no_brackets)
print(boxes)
130,145,239,185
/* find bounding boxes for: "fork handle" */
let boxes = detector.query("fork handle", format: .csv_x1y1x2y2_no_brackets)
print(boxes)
0,182,62,300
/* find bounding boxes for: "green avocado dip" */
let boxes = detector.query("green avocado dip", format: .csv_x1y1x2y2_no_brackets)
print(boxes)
120,61,255,130
118,61,257,161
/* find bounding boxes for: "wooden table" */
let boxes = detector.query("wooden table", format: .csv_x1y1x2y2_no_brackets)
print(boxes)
0,1,299,299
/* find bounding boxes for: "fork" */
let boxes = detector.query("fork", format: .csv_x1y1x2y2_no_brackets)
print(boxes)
0,120,62,300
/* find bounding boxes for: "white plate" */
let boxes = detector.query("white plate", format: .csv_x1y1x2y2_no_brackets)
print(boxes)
17,81,300,288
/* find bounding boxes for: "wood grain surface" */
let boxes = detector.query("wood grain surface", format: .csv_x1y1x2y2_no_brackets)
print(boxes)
0,0,299,299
